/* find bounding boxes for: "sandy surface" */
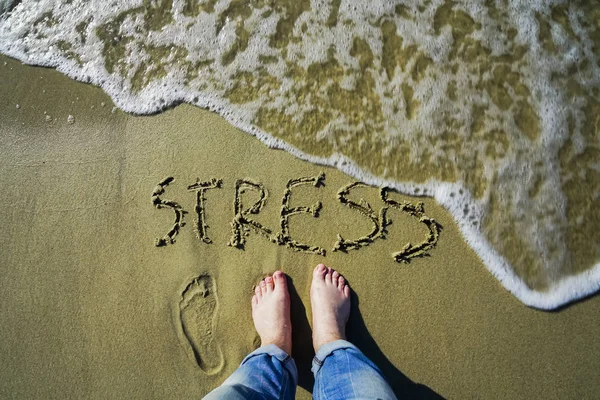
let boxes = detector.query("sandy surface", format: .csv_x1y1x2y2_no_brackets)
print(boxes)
1,55,600,399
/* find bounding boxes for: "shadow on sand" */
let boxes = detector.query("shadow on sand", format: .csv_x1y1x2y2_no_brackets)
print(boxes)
287,277,445,399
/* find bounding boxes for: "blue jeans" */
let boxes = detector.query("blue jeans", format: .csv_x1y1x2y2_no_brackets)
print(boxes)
204,340,397,400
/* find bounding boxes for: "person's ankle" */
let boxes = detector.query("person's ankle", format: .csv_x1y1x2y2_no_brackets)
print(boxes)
313,331,346,353
262,337,292,356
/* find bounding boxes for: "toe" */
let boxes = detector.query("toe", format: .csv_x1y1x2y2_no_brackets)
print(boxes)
260,280,267,295
314,264,327,279
338,276,345,290
273,270,287,291
265,276,274,292
332,270,340,286
344,285,350,297
255,284,262,299
325,268,333,284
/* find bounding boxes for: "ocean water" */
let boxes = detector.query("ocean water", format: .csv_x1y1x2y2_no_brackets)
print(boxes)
1,0,599,309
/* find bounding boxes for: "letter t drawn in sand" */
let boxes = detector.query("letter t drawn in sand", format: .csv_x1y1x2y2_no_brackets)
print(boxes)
187,178,223,244
276,172,326,255
228,179,275,249
152,177,187,247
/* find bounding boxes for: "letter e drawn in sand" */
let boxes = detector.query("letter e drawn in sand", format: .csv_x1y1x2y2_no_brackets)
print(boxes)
276,172,327,256
187,178,223,244
381,187,442,263
178,274,224,375
228,179,276,249
152,177,187,247
332,182,389,252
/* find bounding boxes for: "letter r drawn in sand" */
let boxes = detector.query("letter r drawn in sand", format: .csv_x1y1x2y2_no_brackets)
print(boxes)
228,179,275,249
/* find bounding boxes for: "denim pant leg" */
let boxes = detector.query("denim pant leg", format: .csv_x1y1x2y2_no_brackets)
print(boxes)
312,340,397,400
203,344,298,400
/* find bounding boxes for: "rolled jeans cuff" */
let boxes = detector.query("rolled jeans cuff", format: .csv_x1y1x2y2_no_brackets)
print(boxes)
311,339,358,376
242,344,299,387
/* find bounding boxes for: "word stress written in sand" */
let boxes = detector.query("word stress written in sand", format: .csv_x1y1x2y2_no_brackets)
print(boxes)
151,173,442,264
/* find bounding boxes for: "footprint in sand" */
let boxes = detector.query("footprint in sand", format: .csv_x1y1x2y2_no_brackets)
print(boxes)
179,275,224,374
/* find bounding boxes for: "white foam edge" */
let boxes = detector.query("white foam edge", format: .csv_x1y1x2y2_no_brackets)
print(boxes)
2,47,599,311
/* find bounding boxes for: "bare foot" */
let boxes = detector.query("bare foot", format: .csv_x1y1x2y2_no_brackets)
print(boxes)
252,271,293,356
310,264,351,352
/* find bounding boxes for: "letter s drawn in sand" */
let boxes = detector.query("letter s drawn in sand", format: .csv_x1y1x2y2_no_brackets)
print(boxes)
332,182,389,252
152,177,187,247
380,187,442,263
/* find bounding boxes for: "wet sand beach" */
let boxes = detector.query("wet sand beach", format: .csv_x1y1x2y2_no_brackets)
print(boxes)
3,1,600,308
1,55,600,399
